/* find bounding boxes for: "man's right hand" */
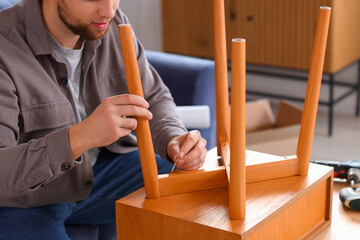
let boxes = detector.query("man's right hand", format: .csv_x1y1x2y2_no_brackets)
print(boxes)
69,94,152,159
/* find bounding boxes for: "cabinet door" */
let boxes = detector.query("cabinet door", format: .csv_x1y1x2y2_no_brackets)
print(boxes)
162,0,320,70
162,0,360,73
162,0,215,58
227,0,323,70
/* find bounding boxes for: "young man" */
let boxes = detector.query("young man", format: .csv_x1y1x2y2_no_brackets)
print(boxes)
0,0,207,238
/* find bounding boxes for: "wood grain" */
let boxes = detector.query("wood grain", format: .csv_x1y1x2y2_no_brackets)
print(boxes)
163,0,360,73
156,150,299,197
116,163,333,239
297,7,331,176
158,167,227,196
230,38,246,219
314,181,360,240
118,25,160,198
213,0,230,155
246,156,299,183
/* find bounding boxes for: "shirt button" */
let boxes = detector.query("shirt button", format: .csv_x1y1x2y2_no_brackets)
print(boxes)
59,77,68,85
61,162,71,172
86,181,93,187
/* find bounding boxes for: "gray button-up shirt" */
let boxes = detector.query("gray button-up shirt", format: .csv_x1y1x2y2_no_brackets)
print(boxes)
0,0,187,208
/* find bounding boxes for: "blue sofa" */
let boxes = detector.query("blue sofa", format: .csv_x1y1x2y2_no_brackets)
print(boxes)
0,2,216,239
146,50,216,149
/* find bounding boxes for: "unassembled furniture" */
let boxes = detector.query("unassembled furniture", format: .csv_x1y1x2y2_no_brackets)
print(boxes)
162,0,360,136
116,2,333,239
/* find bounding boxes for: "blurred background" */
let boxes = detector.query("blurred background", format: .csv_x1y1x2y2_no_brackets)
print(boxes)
122,0,360,162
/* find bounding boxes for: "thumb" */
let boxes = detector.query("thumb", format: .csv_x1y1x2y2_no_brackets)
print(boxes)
167,136,181,162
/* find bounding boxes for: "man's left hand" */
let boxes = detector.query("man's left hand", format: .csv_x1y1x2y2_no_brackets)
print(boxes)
167,130,207,171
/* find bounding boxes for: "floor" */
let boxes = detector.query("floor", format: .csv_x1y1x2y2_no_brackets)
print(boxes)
239,62,360,163
244,100,360,163
311,110,360,162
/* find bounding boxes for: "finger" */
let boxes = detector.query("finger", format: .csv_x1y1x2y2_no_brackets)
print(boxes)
178,130,201,158
181,150,207,171
166,135,183,162
179,140,207,170
116,128,132,138
115,105,153,120
198,150,207,168
167,140,181,162
180,152,206,170
106,94,150,108
117,117,138,130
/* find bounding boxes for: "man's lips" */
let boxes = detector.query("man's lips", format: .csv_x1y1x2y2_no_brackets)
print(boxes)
92,21,109,30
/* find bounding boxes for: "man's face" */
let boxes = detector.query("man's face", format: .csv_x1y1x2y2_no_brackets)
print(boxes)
57,0,119,40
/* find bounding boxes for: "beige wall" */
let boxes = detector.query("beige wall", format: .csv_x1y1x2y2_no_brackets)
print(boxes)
120,0,162,51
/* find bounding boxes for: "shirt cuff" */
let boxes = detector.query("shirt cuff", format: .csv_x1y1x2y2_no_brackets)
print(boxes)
46,127,83,176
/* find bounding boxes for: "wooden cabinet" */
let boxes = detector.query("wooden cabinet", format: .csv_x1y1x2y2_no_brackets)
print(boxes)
116,163,333,239
162,0,360,73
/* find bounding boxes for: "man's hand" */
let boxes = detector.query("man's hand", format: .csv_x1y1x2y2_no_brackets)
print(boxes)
69,94,152,159
167,131,207,171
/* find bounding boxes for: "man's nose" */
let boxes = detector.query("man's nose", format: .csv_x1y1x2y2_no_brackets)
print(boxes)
98,0,117,19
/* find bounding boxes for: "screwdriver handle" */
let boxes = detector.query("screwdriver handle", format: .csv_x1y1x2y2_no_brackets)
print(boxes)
339,187,360,211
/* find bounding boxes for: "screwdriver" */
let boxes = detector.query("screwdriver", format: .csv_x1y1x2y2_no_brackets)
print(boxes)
339,187,360,211
171,155,180,172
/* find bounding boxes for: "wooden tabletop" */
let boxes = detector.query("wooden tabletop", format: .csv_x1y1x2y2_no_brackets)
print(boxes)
314,181,360,239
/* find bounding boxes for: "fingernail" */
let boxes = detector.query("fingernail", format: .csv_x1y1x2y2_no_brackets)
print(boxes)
178,159,184,166
179,152,184,158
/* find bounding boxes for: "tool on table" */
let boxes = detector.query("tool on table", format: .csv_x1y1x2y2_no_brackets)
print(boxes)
310,159,360,211
171,155,180,172
339,187,360,211
310,160,360,184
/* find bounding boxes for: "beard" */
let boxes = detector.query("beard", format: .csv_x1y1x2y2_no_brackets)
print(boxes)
57,1,112,41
